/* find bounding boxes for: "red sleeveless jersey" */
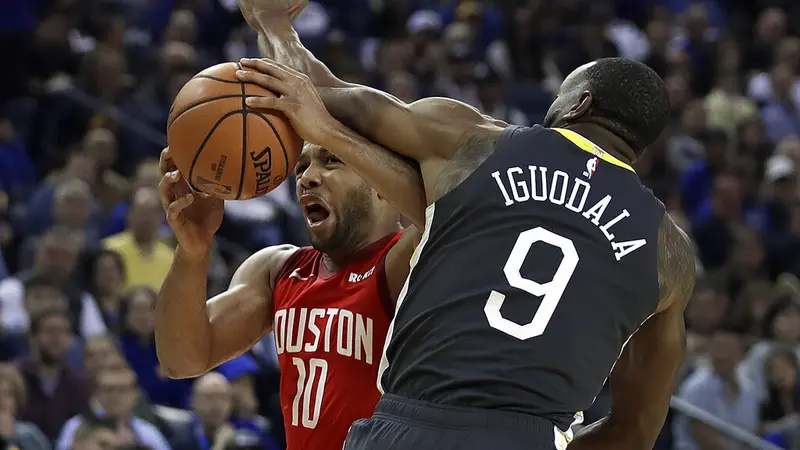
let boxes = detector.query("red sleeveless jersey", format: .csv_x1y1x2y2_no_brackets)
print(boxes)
272,233,401,450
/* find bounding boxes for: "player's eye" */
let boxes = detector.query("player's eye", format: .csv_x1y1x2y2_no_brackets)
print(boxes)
294,164,308,176
325,155,341,165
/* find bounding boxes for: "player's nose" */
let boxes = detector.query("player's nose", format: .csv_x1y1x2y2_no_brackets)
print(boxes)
298,163,324,190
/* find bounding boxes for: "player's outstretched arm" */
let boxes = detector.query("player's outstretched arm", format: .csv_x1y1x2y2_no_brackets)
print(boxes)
569,214,696,450
235,60,428,226
235,10,505,166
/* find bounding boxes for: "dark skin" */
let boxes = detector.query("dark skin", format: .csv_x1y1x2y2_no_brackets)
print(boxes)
235,3,696,449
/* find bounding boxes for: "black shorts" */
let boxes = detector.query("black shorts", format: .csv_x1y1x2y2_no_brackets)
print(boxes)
343,394,569,450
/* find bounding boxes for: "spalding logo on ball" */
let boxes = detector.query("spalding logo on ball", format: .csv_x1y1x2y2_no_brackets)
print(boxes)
167,62,303,200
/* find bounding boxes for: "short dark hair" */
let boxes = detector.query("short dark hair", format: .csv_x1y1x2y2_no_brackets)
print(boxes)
28,307,70,335
584,57,670,155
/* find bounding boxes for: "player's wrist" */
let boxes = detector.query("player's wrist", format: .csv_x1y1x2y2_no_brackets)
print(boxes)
175,244,212,266
252,10,298,37
315,117,350,148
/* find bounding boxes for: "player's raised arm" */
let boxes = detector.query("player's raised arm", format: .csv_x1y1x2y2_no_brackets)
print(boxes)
155,148,297,378
569,215,696,450
234,3,504,167
235,60,428,226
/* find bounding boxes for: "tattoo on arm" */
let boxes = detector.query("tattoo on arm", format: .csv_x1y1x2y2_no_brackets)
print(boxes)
431,132,499,199
656,213,697,310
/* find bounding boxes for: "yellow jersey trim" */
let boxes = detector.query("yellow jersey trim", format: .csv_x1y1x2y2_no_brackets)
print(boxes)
552,128,635,174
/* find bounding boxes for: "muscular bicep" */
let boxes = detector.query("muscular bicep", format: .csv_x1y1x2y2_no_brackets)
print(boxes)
205,245,297,368
319,87,503,164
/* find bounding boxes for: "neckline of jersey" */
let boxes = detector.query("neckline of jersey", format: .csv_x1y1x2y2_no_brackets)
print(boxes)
551,128,636,174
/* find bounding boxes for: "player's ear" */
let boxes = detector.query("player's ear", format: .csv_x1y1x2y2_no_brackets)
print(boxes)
564,91,593,121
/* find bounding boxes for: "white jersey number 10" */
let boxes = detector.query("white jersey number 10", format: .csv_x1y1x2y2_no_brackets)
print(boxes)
484,227,579,340
290,357,328,429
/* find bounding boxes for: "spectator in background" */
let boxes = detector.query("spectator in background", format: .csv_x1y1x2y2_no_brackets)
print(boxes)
704,71,757,133
82,337,122,383
759,346,800,427
741,295,800,401
80,128,129,216
712,227,768,301
104,187,174,291
692,172,744,270
104,159,162,238
0,227,106,340
56,366,169,450
119,286,191,409
758,154,797,237
19,179,100,269
22,150,98,240
81,250,127,331
669,99,707,172
0,364,50,450
173,373,237,450
0,117,36,202
69,418,117,450
216,355,279,450
761,64,800,144
474,69,527,126
83,342,169,438
682,128,732,222
0,274,83,363
769,202,800,278
674,326,760,450
17,308,91,441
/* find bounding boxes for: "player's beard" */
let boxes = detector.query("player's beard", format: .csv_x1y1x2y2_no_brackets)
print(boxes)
310,182,373,257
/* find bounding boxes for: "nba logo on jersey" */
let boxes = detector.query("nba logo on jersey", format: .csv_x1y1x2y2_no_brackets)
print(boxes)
583,157,598,179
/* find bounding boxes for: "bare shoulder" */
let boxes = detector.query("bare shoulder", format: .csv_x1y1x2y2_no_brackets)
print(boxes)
231,244,300,288
656,213,697,312
406,98,506,199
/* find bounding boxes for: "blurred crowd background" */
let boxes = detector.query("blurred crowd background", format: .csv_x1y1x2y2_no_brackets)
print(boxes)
2,0,800,449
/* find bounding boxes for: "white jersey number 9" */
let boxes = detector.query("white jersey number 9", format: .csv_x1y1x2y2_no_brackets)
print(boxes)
484,227,579,340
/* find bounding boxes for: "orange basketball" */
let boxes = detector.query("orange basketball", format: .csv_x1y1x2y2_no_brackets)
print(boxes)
167,62,303,200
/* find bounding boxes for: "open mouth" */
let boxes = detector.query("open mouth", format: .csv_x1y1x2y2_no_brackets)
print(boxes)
301,195,331,228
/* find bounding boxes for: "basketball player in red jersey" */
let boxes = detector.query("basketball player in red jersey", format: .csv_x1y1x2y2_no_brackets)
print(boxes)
154,139,424,449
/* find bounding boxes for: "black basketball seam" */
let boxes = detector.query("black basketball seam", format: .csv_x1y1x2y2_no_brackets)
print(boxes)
187,110,242,194
236,61,247,200
168,94,251,129
193,75,241,84
250,110,290,183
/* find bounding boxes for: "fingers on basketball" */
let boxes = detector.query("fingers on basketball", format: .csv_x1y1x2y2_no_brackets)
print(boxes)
166,193,194,225
167,62,302,201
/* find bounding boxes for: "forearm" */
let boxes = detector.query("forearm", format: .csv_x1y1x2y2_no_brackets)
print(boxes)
155,247,213,378
320,120,426,227
247,13,404,144
251,14,344,88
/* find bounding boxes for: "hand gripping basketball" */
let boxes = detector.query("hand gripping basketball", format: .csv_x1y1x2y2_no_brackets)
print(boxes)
158,148,224,259
236,58,338,147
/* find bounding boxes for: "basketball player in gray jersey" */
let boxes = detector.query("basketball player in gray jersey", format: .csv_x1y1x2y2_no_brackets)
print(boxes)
232,2,697,449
